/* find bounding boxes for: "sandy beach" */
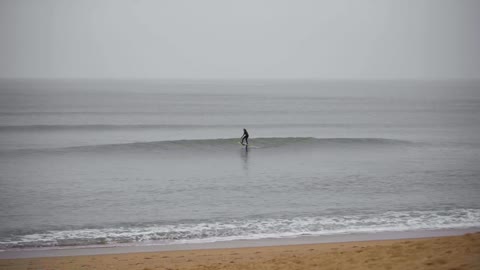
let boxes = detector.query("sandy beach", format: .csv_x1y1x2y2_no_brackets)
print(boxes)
1,232,478,270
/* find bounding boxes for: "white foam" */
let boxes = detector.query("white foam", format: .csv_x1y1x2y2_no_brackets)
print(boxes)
1,208,479,249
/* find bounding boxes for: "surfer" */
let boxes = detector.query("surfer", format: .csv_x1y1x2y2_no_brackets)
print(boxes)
240,128,249,145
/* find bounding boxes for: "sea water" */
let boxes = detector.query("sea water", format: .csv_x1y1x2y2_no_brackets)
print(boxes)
0,80,479,249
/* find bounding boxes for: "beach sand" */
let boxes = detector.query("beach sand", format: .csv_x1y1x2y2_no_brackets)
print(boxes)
1,232,479,270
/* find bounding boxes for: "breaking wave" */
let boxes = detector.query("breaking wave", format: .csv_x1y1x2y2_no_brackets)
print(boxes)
1,208,478,249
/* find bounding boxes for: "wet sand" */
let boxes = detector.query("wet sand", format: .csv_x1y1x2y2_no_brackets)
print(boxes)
1,232,479,270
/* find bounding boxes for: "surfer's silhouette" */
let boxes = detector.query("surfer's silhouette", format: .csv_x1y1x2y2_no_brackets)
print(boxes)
240,128,249,145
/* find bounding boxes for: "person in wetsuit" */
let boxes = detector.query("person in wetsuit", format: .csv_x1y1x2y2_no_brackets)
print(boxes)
241,128,249,145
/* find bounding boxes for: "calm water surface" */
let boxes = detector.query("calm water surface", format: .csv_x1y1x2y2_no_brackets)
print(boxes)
0,80,479,249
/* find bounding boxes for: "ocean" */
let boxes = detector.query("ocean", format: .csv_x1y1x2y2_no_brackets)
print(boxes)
0,80,479,250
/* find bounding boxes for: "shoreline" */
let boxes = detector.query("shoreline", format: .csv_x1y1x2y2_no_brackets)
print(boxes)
0,231,478,270
1,228,478,259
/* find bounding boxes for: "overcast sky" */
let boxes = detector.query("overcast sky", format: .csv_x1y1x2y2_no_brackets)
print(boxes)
1,0,479,80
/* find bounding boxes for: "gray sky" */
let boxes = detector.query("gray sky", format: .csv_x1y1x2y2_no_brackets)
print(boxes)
1,0,479,80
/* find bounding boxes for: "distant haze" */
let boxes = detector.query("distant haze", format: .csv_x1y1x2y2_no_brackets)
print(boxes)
1,0,479,80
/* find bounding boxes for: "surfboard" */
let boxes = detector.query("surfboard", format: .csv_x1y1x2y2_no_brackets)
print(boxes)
238,142,248,146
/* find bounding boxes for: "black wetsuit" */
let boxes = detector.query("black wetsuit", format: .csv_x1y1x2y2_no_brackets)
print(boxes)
241,129,249,145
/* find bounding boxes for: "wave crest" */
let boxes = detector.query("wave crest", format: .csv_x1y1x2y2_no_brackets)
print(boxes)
59,137,410,152
1,208,478,249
